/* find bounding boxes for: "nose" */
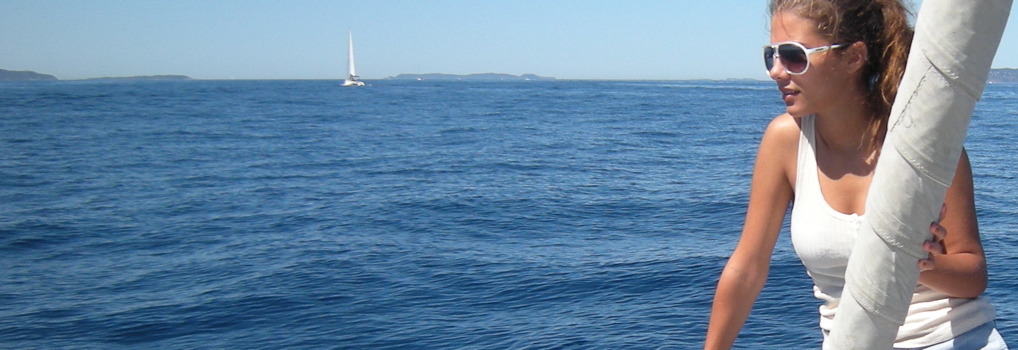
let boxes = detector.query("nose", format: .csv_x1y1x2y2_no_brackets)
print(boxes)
767,59,789,80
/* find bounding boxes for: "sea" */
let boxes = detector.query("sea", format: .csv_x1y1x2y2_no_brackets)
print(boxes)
1,79,1016,349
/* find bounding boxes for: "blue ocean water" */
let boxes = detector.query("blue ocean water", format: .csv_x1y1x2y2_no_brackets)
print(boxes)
0,79,1016,349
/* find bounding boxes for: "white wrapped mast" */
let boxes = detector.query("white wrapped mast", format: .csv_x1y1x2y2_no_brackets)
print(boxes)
828,0,1011,348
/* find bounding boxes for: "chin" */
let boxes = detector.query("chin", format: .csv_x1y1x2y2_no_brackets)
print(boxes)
785,106,811,118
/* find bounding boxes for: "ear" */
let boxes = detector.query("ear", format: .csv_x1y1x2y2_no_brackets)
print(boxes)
843,41,869,74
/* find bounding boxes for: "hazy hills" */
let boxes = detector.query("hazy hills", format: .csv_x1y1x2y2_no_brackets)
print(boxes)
386,73,555,81
0,69,57,81
0,69,191,81
7,68,1018,83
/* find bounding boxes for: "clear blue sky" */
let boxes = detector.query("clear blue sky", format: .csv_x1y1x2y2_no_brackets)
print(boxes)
3,0,1018,80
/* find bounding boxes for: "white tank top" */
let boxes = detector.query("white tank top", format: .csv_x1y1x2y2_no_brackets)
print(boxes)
789,115,996,348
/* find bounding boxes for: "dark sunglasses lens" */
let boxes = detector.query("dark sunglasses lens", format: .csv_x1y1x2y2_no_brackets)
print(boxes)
763,46,775,70
778,44,808,73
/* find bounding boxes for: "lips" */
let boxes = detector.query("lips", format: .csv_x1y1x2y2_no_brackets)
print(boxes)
780,89,799,103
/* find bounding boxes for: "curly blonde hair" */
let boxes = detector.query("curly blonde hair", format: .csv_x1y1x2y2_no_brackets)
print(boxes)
770,0,914,149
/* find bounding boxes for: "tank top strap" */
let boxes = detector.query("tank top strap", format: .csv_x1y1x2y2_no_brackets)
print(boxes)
795,115,817,194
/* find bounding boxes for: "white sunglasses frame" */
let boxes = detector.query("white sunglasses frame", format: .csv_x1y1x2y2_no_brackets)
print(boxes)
763,41,845,75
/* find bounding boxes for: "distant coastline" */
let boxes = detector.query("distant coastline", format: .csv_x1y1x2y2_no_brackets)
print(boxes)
81,75,192,82
7,68,1018,83
0,69,191,81
386,73,555,81
0,69,57,81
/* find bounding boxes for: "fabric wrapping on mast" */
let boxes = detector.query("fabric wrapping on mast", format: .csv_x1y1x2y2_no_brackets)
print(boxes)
827,0,1011,348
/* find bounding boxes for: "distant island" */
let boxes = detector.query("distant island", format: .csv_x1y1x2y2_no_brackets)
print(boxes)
0,69,57,81
0,69,191,81
7,68,1018,83
386,73,555,81
81,75,192,82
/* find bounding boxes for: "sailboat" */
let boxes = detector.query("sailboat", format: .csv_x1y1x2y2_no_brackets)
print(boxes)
342,31,365,87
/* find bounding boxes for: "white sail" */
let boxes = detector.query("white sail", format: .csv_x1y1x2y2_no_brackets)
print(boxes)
342,31,365,87
347,32,357,78
827,0,1011,348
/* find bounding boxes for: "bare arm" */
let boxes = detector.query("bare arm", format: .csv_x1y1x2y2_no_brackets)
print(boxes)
705,116,797,349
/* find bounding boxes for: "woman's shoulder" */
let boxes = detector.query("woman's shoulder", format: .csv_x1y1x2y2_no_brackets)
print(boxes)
760,113,802,149
753,113,802,186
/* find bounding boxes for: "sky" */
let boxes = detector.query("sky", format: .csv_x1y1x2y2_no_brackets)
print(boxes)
3,0,1018,81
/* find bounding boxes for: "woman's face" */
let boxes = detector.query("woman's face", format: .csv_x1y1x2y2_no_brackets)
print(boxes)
768,11,854,117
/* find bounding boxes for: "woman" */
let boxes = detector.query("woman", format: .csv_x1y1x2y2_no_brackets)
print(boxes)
704,0,1006,349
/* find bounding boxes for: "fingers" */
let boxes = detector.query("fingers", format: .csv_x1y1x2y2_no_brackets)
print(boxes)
920,204,949,272
929,221,948,242
918,243,940,271
919,233,945,272
930,203,948,241
924,240,944,255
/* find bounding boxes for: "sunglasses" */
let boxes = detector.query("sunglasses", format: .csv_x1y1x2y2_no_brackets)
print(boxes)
763,41,845,75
